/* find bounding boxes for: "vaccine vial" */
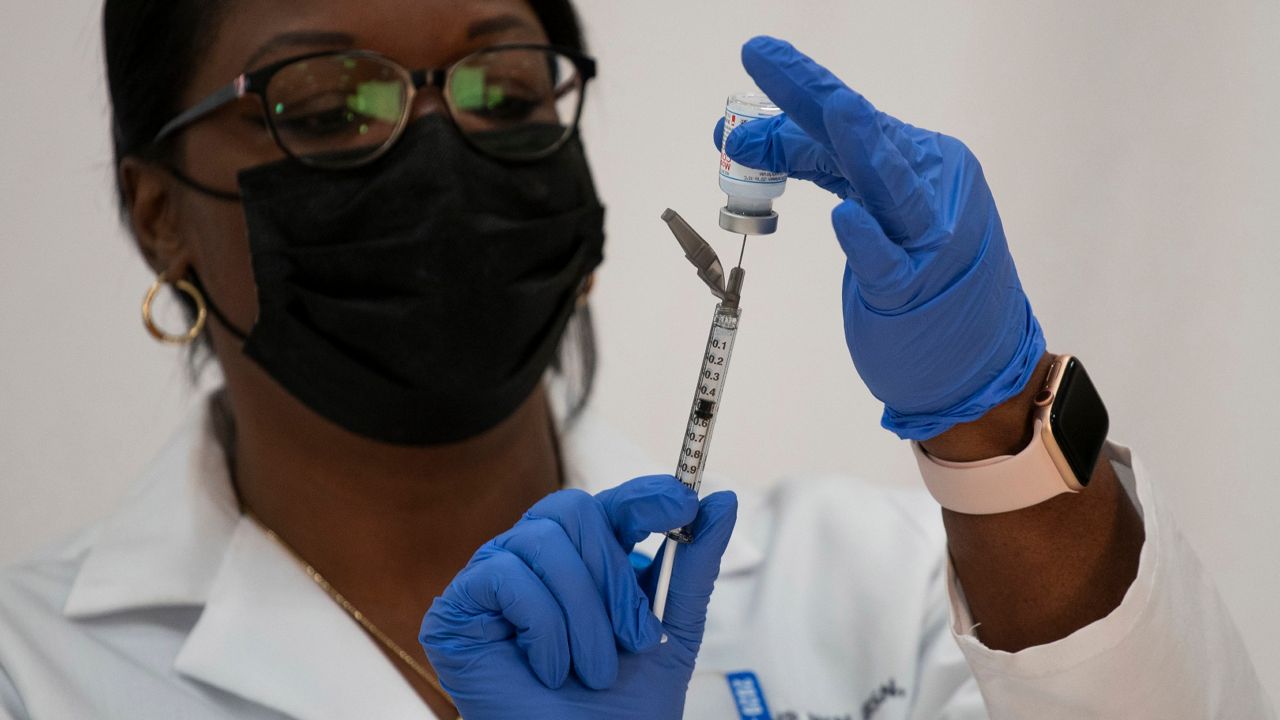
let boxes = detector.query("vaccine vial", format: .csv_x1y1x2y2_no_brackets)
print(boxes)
718,92,786,235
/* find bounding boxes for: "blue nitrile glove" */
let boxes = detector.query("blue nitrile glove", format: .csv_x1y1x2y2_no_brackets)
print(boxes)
420,475,738,720
715,36,1046,440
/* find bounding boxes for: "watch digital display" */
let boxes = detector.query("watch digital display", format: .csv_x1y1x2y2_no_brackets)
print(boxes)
1049,358,1109,487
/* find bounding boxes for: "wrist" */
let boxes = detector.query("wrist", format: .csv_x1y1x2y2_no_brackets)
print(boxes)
919,352,1054,462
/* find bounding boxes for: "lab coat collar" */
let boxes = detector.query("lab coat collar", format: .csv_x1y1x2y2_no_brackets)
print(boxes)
63,397,240,617
173,516,429,718
61,391,763,717
64,395,430,718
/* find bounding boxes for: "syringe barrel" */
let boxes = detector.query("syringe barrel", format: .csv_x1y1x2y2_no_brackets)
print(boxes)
668,303,741,543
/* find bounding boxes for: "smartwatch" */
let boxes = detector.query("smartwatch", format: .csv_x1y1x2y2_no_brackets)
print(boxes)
911,355,1110,515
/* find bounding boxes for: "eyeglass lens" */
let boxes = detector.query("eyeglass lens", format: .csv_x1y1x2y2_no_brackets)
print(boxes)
447,47,582,161
263,48,583,167
265,55,408,166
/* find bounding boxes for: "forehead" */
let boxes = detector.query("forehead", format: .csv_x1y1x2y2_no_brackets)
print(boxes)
187,0,545,101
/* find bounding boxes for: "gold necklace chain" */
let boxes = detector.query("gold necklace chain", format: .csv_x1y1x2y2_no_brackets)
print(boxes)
246,513,462,720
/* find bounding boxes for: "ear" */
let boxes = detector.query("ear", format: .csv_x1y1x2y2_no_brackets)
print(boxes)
119,156,194,278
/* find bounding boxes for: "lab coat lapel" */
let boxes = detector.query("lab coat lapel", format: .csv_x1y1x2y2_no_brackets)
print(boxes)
174,516,433,720
63,399,240,617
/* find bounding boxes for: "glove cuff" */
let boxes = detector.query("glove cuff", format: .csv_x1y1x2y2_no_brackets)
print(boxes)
880,307,1046,441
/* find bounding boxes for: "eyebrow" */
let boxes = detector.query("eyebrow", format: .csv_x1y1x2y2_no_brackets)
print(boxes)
466,14,537,39
244,31,357,71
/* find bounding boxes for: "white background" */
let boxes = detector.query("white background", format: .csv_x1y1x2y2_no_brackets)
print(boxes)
2,0,1277,694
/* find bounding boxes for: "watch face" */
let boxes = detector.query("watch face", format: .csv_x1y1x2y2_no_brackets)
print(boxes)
1049,358,1109,487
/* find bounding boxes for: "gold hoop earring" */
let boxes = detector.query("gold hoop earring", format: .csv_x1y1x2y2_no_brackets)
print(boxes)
142,273,207,345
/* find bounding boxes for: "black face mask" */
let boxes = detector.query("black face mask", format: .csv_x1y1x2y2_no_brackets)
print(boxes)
207,116,605,445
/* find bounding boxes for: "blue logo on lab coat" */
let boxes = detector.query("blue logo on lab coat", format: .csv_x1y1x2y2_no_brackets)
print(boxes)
726,670,772,719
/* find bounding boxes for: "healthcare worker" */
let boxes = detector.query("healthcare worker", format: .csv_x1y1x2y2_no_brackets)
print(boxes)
0,0,1272,718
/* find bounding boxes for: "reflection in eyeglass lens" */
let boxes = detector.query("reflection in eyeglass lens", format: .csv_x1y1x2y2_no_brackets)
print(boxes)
268,56,406,159
449,49,568,131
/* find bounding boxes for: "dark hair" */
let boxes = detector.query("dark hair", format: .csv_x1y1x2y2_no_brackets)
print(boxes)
103,0,597,423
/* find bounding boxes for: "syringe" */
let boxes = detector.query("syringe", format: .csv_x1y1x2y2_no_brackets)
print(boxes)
651,209,747,630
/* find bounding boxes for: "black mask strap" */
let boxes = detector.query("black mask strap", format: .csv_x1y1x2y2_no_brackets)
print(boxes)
165,164,242,202
187,272,251,341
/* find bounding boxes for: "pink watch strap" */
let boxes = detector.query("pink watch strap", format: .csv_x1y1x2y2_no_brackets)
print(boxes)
910,419,1078,514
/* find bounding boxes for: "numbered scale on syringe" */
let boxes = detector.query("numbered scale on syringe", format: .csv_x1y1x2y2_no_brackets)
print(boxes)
670,304,740,542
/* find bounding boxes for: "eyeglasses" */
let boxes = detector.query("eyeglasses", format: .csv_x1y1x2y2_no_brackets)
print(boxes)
152,44,597,168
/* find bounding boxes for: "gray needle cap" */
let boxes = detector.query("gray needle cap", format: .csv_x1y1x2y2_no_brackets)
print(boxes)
662,208,727,300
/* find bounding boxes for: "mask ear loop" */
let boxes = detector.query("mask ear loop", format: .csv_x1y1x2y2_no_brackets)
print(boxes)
164,164,243,202
159,166,251,339
185,272,252,342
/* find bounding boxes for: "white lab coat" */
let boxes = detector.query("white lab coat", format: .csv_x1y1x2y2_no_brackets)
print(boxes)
0,393,1272,719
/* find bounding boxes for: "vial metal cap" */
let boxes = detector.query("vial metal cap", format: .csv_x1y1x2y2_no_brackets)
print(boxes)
719,206,779,235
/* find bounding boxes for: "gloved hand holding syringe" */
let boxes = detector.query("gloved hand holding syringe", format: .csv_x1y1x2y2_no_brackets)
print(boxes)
652,92,787,634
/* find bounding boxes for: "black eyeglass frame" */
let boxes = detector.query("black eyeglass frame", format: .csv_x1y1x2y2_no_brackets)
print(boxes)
150,43,598,168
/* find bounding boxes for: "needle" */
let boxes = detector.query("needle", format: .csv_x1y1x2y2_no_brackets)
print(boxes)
735,234,748,270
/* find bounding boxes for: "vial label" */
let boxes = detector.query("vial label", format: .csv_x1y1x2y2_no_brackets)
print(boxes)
719,109,786,185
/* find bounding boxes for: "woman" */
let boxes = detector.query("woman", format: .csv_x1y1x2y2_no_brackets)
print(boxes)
0,0,1270,717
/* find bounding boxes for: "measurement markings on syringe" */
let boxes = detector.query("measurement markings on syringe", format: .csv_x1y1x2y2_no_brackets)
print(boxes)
674,310,739,495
